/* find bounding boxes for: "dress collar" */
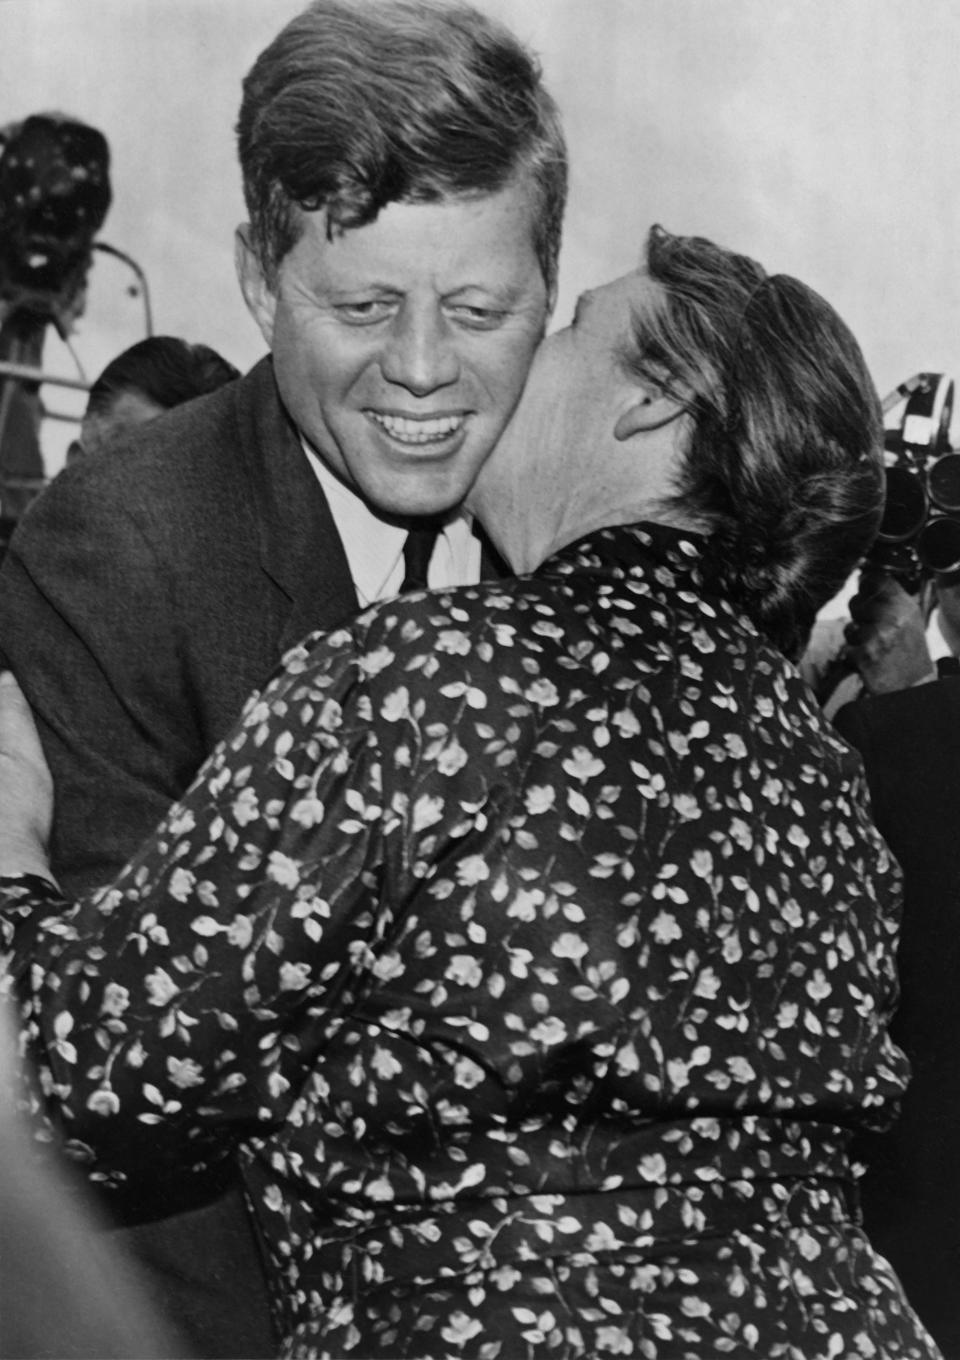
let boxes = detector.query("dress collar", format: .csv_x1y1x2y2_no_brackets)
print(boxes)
541,521,709,586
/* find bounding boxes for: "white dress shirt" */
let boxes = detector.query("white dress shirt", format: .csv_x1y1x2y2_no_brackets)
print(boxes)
302,442,482,607
926,606,953,663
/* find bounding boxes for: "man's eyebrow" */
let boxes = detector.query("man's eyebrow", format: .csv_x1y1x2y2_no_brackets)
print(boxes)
445,280,535,302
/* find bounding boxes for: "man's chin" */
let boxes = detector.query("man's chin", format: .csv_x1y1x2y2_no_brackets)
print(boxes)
359,464,485,521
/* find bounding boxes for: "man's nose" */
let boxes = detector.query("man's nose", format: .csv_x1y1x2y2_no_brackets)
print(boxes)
380,305,461,394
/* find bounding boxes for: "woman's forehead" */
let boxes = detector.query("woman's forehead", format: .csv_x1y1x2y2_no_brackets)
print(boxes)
574,268,661,331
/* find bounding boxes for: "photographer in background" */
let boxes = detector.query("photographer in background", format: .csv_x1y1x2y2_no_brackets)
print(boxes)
825,372,960,1357
67,336,240,463
843,566,960,691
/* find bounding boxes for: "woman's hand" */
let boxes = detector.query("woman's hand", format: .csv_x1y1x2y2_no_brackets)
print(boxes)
0,672,55,881
843,570,936,694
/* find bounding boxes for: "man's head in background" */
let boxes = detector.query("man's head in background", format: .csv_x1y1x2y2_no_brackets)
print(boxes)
234,0,567,519
72,336,239,460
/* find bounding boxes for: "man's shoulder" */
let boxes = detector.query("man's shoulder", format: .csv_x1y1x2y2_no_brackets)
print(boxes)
18,358,282,541
832,678,960,832
65,362,254,498
834,675,960,746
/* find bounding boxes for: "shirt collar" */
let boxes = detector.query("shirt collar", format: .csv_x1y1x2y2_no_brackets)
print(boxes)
300,438,481,605
927,605,954,661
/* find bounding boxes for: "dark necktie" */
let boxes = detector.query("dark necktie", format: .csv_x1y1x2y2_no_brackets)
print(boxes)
401,524,439,592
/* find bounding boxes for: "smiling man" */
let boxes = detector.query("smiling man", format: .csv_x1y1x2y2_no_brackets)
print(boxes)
238,188,552,521
0,1,566,1354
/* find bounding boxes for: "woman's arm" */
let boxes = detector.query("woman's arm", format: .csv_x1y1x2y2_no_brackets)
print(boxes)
0,632,392,1191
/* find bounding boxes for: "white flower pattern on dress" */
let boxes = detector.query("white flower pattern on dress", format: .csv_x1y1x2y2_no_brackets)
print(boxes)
0,523,940,1359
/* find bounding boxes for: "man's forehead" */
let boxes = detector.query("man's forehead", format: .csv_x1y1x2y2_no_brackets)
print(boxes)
286,187,544,288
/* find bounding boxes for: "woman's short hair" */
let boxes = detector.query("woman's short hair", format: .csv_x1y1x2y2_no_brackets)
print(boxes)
633,225,884,660
236,0,568,292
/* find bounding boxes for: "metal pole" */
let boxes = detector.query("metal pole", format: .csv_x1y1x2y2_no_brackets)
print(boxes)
0,359,90,392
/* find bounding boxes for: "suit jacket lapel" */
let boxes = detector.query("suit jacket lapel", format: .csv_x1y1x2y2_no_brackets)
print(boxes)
235,358,359,655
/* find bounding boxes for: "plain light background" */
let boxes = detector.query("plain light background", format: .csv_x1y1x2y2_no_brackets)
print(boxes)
1,0,959,473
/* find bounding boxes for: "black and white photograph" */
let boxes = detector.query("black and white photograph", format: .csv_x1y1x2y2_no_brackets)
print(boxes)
0,3,958,1357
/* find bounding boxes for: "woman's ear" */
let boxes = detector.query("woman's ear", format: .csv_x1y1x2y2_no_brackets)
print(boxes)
234,224,277,346
614,394,672,442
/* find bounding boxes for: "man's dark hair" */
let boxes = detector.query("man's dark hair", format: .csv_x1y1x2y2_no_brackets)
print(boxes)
236,0,567,290
633,225,884,660
85,337,240,418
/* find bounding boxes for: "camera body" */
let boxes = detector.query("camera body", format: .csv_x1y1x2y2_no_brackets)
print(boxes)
870,372,960,589
0,113,111,332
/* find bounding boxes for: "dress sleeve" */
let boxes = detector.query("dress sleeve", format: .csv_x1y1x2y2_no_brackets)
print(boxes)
0,624,390,1195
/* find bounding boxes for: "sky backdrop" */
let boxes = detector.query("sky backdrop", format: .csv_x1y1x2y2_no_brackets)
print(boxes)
2,0,959,473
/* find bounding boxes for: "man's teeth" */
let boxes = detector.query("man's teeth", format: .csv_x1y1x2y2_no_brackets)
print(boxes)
371,413,463,444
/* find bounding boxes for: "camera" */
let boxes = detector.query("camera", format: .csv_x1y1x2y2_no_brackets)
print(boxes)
0,113,112,330
870,372,960,588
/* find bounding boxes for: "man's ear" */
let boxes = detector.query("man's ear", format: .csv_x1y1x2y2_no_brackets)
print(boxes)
234,224,277,346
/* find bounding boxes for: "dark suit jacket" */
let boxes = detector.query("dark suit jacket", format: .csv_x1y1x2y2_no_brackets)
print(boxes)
835,681,960,1357
0,356,358,899
0,355,361,1358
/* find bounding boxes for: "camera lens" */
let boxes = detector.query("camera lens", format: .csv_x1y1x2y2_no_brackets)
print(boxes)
928,453,960,513
877,465,928,542
918,514,960,575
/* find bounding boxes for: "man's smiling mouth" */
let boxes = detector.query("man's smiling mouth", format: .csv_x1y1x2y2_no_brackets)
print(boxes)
368,412,466,445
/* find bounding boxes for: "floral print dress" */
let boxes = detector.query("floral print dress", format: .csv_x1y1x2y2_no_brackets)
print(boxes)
0,523,941,1359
